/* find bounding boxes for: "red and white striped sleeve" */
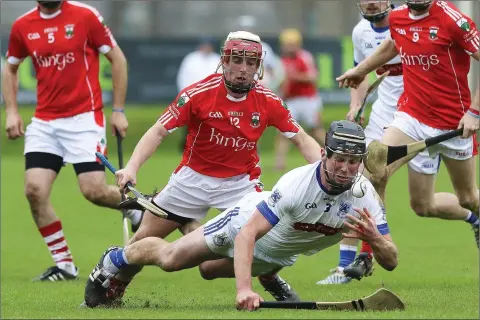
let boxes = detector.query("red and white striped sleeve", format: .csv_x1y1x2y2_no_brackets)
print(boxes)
6,21,28,65
85,6,117,54
439,1,479,55
158,91,193,133
258,87,300,138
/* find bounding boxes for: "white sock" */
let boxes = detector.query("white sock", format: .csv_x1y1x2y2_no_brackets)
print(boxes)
125,210,142,225
57,262,78,276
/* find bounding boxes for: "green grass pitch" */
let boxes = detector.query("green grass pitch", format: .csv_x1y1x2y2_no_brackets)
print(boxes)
1,105,478,319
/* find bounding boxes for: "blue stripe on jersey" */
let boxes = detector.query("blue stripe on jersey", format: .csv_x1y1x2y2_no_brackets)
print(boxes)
370,23,389,33
377,223,390,235
204,207,239,235
256,201,280,226
354,60,359,67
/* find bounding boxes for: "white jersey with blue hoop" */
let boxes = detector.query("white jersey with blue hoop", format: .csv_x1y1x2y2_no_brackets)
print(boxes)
204,161,390,267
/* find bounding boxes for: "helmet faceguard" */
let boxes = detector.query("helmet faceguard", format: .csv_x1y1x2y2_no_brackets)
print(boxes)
323,121,368,194
405,0,432,11
218,31,264,94
357,0,392,23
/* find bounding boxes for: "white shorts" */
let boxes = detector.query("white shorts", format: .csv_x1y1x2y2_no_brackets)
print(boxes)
389,111,475,174
364,101,441,174
286,96,323,129
24,110,107,164
203,198,283,276
153,166,261,220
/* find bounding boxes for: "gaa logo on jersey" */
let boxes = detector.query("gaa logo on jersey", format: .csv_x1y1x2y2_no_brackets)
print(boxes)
64,24,75,39
177,93,190,107
251,112,261,128
457,18,471,32
429,27,439,41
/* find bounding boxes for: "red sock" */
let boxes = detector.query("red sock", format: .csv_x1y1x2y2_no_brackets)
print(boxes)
361,241,373,259
39,221,76,273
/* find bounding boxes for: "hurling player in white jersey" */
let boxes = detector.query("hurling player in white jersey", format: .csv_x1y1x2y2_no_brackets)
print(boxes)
83,120,398,311
317,0,413,285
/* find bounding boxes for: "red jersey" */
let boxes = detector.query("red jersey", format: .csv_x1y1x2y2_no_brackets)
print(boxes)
281,49,318,99
389,1,479,129
158,74,300,179
6,1,117,121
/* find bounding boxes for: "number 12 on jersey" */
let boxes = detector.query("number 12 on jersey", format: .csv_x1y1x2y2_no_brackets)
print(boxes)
230,117,240,128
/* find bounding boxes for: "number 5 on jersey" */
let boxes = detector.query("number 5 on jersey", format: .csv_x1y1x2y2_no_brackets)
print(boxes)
48,32,55,43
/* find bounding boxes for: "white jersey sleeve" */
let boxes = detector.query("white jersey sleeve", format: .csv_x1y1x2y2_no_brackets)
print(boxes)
255,168,307,226
352,21,366,66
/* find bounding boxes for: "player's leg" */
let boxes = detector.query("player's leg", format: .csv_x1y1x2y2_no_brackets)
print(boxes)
84,225,223,308
75,167,142,230
24,118,79,281
59,111,143,228
88,169,211,305
407,124,479,246
441,156,479,247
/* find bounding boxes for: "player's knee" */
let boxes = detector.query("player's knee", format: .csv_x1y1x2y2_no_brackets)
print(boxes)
80,183,107,205
198,263,216,280
157,247,183,272
458,192,479,212
410,200,433,217
24,181,47,207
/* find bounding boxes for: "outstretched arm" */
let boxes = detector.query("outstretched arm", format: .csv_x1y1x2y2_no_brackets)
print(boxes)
290,128,323,163
234,209,274,311
356,38,398,77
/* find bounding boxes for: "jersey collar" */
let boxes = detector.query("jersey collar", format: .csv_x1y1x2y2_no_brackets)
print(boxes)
38,8,62,19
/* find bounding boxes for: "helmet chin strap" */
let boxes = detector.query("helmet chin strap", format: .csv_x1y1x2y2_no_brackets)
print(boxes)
322,162,354,194
224,78,253,94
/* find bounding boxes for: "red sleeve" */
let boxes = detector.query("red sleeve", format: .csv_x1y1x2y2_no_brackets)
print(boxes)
6,21,28,64
86,9,117,54
267,98,300,138
442,3,479,55
158,91,194,132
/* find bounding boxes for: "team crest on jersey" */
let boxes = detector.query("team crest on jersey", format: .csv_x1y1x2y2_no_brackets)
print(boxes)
429,27,439,40
268,189,282,207
177,93,190,107
337,201,352,219
457,18,471,32
250,112,261,128
64,24,74,39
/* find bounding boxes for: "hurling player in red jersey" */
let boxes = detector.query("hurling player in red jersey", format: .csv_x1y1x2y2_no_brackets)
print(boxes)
337,0,480,247
275,28,326,171
82,31,323,307
1,1,142,281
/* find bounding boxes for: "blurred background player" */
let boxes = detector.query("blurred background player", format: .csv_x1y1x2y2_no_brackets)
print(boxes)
176,36,220,151
2,0,143,281
83,120,398,311
337,0,480,258
81,31,324,307
275,28,325,171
